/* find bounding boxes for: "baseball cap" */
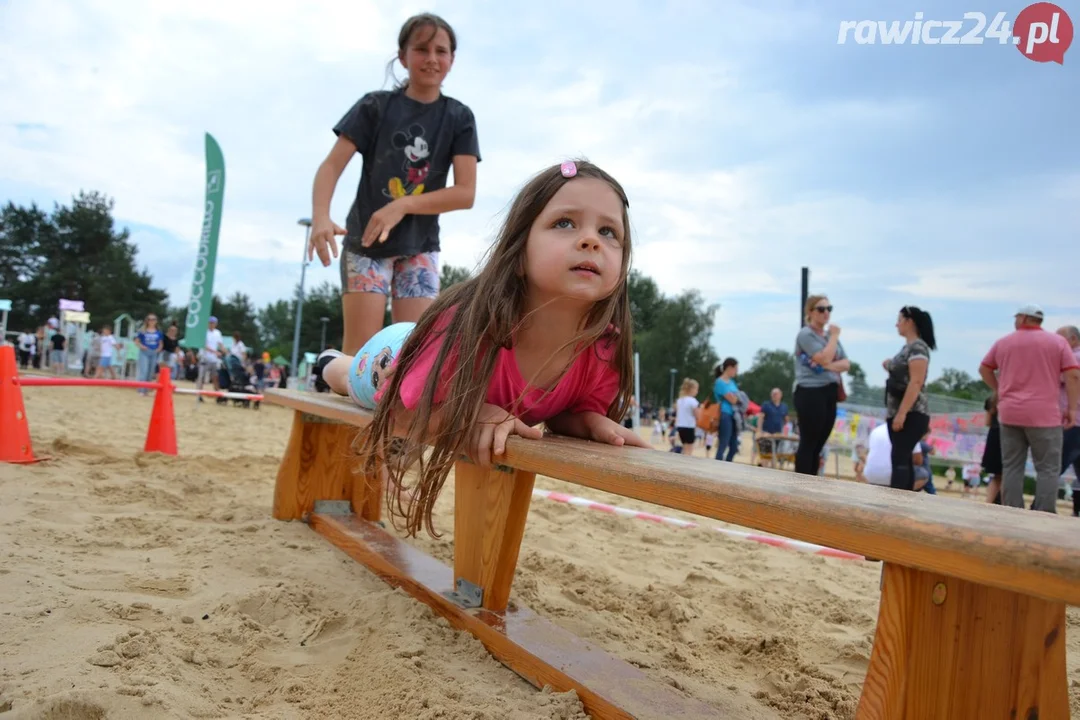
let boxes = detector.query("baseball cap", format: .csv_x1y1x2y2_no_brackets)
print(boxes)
208,316,218,324
1015,304,1044,319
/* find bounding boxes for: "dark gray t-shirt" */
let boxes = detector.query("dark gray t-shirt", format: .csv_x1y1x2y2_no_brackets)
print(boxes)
333,89,481,259
886,339,931,416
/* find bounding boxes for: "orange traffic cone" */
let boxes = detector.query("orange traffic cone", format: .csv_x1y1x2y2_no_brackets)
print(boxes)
0,345,39,463
144,365,177,455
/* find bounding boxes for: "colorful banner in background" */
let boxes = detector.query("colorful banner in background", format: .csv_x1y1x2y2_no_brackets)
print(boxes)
830,406,990,464
829,405,1074,479
184,133,225,350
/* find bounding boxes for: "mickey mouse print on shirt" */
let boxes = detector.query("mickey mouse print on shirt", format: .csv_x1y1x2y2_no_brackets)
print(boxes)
385,124,430,199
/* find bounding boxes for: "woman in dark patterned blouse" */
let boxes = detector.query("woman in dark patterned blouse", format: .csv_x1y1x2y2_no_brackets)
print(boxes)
882,306,936,491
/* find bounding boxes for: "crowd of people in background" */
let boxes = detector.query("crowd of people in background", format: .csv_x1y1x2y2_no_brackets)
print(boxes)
13,321,69,374
645,297,1080,517
10,313,295,402
9,293,1078,516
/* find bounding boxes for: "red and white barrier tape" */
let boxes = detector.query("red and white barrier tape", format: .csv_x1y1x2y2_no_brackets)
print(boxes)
531,489,865,561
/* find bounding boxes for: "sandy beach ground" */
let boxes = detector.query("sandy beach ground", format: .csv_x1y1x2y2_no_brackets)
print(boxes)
1,378,1077,719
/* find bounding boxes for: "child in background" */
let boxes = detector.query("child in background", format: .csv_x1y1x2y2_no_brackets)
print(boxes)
652,416,666,442
161,324,180,378
308,13,480,356
854,443,869,483
313,160,649,537
94,325,121,380
913,430,937,494
667,421,681,453
49,326,66,375
673,378,700,456
982,395,1003,504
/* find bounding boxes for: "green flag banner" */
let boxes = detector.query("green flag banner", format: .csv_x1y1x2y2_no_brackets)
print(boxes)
184,133,225,349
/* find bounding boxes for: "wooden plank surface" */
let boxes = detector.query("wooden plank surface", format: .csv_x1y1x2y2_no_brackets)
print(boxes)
310,512,727,720
857,563,1067,718
264,389,1080,605
272,410,358,521
453,462,537,612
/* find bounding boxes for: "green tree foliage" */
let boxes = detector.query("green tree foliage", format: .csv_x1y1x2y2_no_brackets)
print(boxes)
627,270,665,334
256,298,293,358
734,349,796,405
629,271,720,407
251,282,345,359
926,367,991,402
169,292,264,353
440,264,471,290
847,360,867,390
1,192,167,331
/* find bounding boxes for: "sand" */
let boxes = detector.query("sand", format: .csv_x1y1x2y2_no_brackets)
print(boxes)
1,380,1077,719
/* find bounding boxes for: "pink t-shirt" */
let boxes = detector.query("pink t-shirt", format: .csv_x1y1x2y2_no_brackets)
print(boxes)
384,309,622,427
981,327,1079,427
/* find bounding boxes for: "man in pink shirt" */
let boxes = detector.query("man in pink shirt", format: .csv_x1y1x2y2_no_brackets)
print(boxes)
1057,325,1080,516
979,305,1080,513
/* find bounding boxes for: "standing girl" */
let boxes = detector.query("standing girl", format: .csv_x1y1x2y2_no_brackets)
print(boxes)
308,12,481,356
95,324,121,380
314,160,649,537
883,306,936,491
673,379,700,456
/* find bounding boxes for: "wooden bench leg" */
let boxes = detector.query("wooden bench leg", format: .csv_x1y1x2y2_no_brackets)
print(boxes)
273,411,380,522
452,461,536,613
858,563,1068,719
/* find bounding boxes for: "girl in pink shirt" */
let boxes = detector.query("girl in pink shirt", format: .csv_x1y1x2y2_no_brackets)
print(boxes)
315,159,648,537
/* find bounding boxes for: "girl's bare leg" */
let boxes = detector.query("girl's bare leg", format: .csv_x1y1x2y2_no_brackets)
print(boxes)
342,292,387,355
391,297,434,324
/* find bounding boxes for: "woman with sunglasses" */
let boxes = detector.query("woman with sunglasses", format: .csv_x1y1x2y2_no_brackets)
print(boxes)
792,295,849,475
882,306,936,491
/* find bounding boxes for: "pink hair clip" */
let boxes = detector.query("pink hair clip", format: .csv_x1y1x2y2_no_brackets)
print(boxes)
560,161,577,178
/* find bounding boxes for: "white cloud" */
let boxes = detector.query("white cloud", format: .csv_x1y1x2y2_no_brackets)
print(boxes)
887,256,1077,307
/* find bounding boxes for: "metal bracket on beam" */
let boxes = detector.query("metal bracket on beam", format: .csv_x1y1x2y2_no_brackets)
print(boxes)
441,578,483,609
313,500,353,515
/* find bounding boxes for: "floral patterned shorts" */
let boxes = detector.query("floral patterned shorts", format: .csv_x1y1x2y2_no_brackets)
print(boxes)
341,250,440,298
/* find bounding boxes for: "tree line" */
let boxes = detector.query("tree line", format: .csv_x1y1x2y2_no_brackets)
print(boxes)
0,191,988,406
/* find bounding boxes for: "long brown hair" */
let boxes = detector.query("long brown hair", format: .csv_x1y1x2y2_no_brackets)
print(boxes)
355,160,635,538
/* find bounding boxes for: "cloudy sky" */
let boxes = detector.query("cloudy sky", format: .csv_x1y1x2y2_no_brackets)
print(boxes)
2,0,1077,384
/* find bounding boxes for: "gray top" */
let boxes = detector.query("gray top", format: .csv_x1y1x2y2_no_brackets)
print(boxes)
885,339,931,416
794,326,846,389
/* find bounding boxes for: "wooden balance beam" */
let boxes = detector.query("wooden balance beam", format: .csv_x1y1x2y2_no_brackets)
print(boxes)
264,388,1080,719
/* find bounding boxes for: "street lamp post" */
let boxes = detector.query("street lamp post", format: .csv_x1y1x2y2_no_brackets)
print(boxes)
669,368,677,410
290,218,312,382
319,316,330,352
